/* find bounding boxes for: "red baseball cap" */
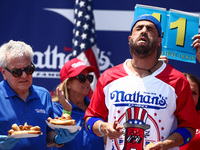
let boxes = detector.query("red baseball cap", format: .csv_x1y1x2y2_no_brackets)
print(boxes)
60,58,96,83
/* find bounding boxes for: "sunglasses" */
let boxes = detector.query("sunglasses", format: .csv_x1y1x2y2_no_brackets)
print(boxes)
74,74,94,83
5,63,35,78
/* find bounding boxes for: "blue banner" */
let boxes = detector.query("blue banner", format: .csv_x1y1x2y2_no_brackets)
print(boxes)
134,4,199,63
0,0,199,91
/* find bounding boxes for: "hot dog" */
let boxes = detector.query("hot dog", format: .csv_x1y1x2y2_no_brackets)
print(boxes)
146,142,155,148
8,122,42,136
47,113,76,126
12,123,21,131
47,118,76,125
8,130,42,135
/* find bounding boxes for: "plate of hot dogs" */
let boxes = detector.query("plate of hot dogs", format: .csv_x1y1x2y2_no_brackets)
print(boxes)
46,114,81,133
7,122,42,139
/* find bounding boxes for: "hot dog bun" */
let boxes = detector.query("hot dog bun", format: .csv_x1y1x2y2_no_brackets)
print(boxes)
8,122,42,136
48,119,76,125
146,142,155,148
8,130,42,135
47,113,76,125
60,113,72,120
12,123,21,131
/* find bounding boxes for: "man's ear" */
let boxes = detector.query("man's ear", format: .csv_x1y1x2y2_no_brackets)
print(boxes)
0,67,6,80
128,36,131,44
0,67,4,74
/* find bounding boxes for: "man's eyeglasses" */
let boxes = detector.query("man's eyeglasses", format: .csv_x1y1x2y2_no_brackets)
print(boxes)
5,63,35,78
74,74,94,83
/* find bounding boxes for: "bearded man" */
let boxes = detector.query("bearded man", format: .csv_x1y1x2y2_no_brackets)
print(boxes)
84,15,200,150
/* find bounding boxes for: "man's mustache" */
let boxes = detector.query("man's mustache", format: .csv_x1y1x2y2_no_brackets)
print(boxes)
138,33,149,41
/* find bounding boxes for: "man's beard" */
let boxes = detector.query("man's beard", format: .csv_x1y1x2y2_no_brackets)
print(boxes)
129,35,158,58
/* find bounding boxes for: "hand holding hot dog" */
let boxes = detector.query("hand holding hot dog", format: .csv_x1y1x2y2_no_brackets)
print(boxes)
100,120,124,139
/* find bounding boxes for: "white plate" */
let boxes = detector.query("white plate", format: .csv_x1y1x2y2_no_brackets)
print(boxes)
7,133,42,139
46,120,81,133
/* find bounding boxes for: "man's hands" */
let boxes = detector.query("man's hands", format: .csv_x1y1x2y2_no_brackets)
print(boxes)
54,129,79,145
99,120,124,139
144,127,195,150
0,135,19,149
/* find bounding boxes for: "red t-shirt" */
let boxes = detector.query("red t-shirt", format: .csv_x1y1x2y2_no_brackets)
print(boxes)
84,60,200,150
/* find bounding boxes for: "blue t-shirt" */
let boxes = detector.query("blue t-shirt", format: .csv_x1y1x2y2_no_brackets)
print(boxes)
0,80,54,150
51,97,104,150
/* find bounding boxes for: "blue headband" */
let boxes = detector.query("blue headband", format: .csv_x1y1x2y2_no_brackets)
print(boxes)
130,14,162,37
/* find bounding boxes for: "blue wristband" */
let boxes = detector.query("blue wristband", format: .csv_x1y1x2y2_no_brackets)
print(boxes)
172,127,192,146
87,117,104,136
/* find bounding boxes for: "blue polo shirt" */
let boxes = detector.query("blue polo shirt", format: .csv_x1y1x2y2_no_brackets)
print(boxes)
51,97,104,150
0,80,54,150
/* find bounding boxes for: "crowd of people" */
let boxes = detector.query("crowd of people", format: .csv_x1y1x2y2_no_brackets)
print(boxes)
0,14,200,150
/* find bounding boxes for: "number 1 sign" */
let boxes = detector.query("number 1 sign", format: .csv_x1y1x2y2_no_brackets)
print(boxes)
134,4,199,63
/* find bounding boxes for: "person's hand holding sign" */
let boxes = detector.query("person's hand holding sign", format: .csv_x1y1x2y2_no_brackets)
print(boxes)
192,34,200,63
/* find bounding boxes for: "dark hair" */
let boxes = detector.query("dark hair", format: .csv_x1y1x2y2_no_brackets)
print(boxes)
183,73,200,111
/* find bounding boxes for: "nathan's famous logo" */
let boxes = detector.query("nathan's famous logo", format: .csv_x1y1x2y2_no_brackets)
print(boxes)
110,90,167,109
33,45,113,78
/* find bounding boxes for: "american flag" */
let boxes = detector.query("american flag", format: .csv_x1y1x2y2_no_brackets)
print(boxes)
72,0,100,96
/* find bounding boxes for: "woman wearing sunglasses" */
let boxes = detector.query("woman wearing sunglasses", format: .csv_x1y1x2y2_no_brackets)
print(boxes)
51,58,104,150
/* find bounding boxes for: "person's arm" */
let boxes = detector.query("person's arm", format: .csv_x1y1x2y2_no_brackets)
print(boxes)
85,117,124,139
145,127,195,150
192,34,200,63
56,87,72,112
46,130,63,147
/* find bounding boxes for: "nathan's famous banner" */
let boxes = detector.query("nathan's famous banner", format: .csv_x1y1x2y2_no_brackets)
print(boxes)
134,4,199,63
0,0,199,92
